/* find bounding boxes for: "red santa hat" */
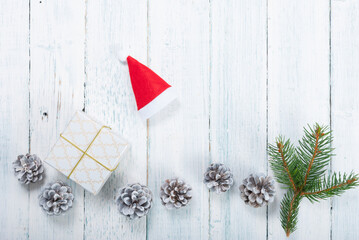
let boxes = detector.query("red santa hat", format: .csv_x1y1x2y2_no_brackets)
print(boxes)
123,56,176,120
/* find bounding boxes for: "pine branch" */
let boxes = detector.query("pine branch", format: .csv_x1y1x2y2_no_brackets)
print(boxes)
301,172,359,202
269,123,358,237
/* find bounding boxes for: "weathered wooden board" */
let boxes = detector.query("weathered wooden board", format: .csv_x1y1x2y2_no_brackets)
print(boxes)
268,0,331,239
331,0,359,239
28,0,85,239
146,0,210,239
210,0,267,239
84,0,148,239
0,1,30,239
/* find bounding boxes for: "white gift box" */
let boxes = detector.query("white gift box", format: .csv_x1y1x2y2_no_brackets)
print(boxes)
45,111,129,195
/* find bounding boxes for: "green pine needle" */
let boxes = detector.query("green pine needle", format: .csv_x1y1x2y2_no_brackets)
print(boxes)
303,172,359,203
268,124,358,237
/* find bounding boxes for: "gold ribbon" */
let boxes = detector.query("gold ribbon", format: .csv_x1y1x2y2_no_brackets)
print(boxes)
60,125,121,179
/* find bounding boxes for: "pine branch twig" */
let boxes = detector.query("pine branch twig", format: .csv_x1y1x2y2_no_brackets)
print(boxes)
301,128,320,188
278,142,297,192
301,178,356,196
280,190,301,237
286,193,298,237
268,137,302,189
301,172,359,202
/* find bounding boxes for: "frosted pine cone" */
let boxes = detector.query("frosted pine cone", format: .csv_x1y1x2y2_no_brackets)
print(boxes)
204,163,234,193
13,154,44,184
39,181,74,216
116,183,153,220
239,173,275,208
160,178,192,209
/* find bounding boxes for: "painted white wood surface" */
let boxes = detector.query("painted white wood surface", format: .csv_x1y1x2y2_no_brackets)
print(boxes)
1,0,359,239
147,1,209,239
210,0,267,239
268,1,331,239
0,1,29,240
331,0,359,239
28,0,86,239
84,0,147,239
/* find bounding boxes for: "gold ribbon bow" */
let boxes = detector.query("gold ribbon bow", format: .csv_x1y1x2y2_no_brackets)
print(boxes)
60,125,120,179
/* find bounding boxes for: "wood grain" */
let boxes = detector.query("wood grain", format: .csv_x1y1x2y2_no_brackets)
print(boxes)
268,0,331,239
331,0,359,239
146,0,210,239
84,0,147,239
210,0,267,239
0,1,30,239
28,0,85,239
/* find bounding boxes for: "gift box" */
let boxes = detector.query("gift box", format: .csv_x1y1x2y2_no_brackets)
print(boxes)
45,111,129,195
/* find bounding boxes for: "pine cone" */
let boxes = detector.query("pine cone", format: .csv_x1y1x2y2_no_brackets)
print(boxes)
13,154,44,184
239,173,275,208
116,183,153,220
160,178,192,209
39,181,74,216
204,163,234,193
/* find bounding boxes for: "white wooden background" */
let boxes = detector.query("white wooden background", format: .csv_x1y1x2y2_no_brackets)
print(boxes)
1,0,359,239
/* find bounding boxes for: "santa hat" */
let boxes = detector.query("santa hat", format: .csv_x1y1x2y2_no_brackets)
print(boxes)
123,55,176,120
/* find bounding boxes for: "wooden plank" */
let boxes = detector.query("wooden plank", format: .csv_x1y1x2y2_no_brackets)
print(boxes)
146,0,210,239
210,0,267,239
0,1,29,239
84,1,147,239
28,0,85,239
331,0,359,238
268,0,330,239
